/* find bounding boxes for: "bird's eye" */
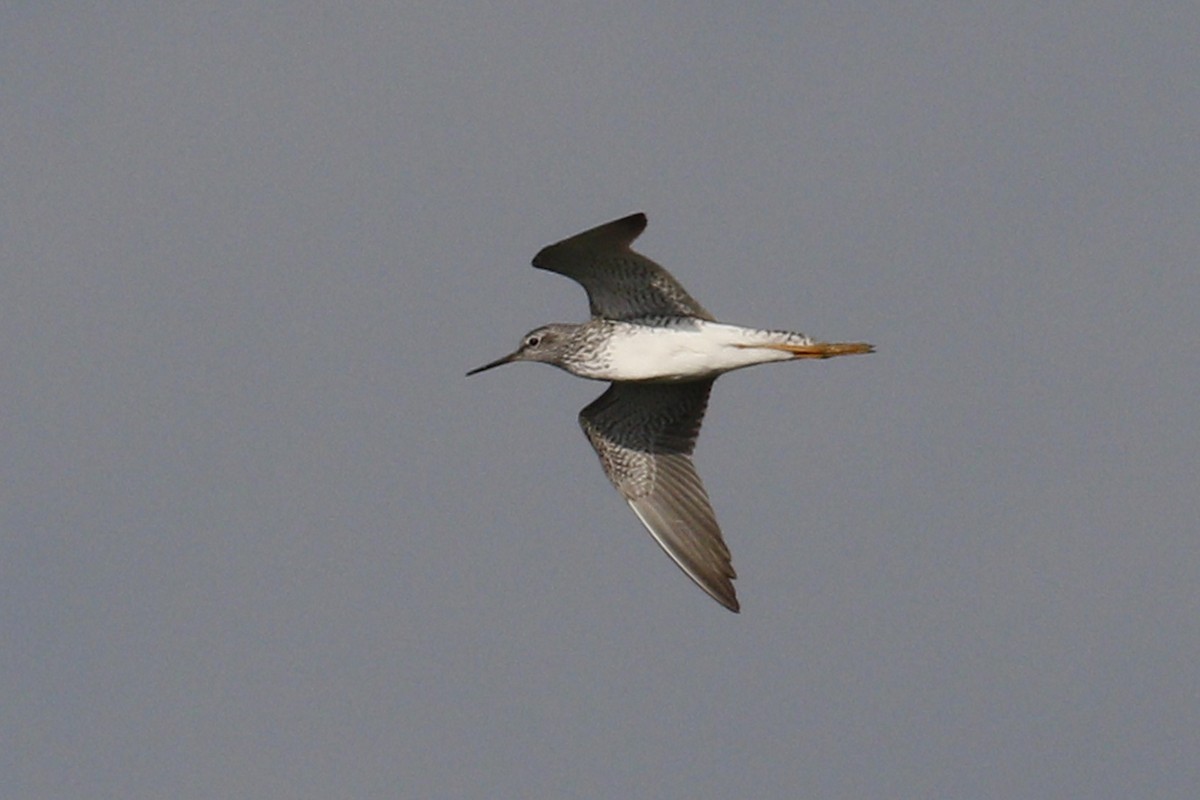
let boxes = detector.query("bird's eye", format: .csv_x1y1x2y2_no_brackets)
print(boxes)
526,335,541,347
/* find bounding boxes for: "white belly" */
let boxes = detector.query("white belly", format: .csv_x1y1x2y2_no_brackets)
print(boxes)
596,321,808,382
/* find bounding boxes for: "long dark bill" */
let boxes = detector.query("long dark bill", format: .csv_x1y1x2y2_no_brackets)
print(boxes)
465,351,518,376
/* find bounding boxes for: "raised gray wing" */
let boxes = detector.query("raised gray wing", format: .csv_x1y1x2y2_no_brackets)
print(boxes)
578,380,738,612
533,213,715,322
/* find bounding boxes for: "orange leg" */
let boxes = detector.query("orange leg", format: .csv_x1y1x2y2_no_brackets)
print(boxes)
744,341,875,359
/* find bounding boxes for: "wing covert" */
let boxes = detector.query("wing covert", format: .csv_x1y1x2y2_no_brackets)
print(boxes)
577,381,738,611
533,213,715,321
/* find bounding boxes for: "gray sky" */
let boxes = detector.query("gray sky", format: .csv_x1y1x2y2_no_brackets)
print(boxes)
3,4,1198,798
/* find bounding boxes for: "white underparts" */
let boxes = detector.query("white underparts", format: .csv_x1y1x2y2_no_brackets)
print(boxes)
584,320,814,382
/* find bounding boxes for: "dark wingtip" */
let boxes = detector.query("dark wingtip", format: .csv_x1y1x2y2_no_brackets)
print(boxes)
532,212,649,269
617,211,648,240
714,583,740,613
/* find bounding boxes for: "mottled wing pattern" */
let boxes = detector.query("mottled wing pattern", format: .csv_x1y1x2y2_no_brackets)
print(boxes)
578,380,738,611
532,213,716,322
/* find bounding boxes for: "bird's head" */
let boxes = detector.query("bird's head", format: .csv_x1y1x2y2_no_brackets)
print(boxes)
466,324,577,375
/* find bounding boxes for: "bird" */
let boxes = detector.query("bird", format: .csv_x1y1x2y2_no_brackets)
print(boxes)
467,213,872,612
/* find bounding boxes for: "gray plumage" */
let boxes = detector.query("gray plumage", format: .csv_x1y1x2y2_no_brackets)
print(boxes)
579,379,736,610
536,214,737,610
469,212,873,612
533,213,715,322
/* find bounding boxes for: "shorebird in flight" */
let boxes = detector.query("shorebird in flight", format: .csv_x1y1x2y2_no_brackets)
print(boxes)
468,213,872,612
